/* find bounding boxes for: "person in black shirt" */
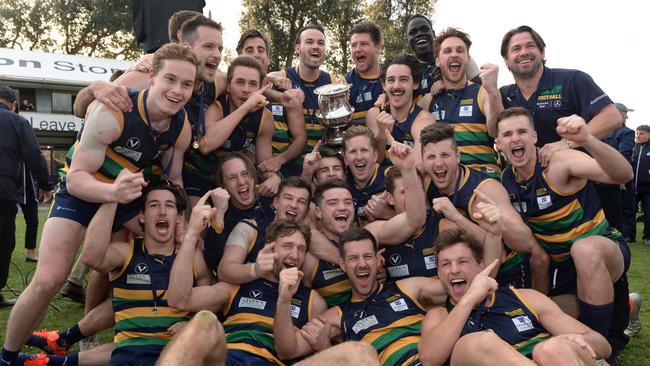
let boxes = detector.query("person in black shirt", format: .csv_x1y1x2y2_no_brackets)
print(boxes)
0,86,51,307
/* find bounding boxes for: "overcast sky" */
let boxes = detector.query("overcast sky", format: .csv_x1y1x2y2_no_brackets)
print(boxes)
205,0,649,129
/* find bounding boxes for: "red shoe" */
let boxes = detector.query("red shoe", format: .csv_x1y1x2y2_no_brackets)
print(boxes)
29,330,69,356
22,353,50,366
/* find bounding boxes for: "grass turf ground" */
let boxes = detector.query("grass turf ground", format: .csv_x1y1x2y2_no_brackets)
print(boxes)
1,209,649,363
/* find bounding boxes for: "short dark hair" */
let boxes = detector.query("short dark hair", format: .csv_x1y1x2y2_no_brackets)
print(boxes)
338,227,377,258
637,125,650,133
435,27,472,57
500,25,546,58
140,180,187,213
314,179,350,206
295,24,325,45
227,55,267,85
278,176,312,203
384,167,401,195
496,107,535,129
381,53,423,85
343,125,378,152
180,15,223,44
216,152,258,188
264,219,311,250
420,123,457,153
350,20,382,46
407,14,434,34
236,29,270,56
168,10,203,42
319,145,345,166
434,228,483,263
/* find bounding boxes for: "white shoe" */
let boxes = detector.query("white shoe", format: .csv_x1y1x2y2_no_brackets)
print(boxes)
624,292,642,337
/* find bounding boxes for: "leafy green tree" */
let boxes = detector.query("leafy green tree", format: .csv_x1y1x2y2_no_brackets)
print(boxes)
0,0,141,59
240,0,435,75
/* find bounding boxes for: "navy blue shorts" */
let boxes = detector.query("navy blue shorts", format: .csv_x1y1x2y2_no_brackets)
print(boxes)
182,171,216,197
48,180,139,232
549,236,631,297
226,349,276,366
109,345,162,366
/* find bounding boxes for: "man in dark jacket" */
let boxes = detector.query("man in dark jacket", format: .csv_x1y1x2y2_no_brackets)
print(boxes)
610,103,637,242
0,86,51,307
632,125,650,244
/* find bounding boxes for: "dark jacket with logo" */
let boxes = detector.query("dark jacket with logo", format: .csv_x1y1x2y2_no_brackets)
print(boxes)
0,103,50,204
632,143,650,193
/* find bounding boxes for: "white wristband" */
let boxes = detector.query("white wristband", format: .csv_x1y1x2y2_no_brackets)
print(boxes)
249,263,257,279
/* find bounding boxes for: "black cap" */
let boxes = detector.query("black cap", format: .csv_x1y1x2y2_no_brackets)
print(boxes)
0,86,18,103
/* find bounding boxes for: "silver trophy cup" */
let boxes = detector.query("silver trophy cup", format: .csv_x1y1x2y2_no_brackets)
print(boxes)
314,83,354,148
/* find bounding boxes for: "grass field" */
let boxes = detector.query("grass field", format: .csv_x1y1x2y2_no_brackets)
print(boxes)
1,209,649,363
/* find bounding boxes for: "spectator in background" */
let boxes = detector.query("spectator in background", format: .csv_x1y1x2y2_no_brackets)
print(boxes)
20,100,34,112
631,125,650,245
0,86,51,308
610,103,637,242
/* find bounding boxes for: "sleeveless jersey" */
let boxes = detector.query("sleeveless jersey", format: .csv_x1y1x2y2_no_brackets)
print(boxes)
426,165,526,277
384,209,441,281
309,239,352,307
345,68,383,125
238,217,274,264
204,196,275,272
501,161,622,263
373,103,427,166
445,286,550,357
60,89,189,183
223,278,315,365
110,239,190,348
428,81,500,178
275,66,335,154
338,282,425,366
348,163,391,226
183,94,265,185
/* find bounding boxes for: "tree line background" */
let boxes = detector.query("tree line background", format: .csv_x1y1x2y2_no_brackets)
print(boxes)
0,0,434,75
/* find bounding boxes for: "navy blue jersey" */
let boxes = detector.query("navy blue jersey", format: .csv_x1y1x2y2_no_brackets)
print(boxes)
345,68,383,125
384,209,441,281
500,67,613,146
348,163,391,226
61,89,188,183
428,81,500,178
338,281,425,366
223,278,315,365
204,196,274,272
501,161,621,263
445,286,550,357
307,239,351,307
110,239,190,349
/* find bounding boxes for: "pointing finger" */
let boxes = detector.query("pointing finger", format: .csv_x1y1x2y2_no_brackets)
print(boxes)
196,190,212,207
384,129,395,145
480,259,500,276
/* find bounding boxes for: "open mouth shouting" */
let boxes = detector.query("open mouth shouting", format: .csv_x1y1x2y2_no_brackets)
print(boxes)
356,269,370,287
155,218,170,236
237,186,252,204
284,209,298,221
204,59,219,75
449,278,468,296
415,36,430,50
510,145,526,161
448,62,461,75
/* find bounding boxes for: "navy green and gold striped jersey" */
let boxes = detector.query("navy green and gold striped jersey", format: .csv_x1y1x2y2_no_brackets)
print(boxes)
60,89,189,183
501,161,622,263
345,68,383,126
110,238,190,348
338,281,425,366
384,209,441,281
426,165,527,281
348,163,392,226
370,103,427,166
223,278,315,365
274,66,335,155
428,81,500,178
418,62,438,97
185,80,218,137
308,239,352,307
445,286,550,357
183,94,265,185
